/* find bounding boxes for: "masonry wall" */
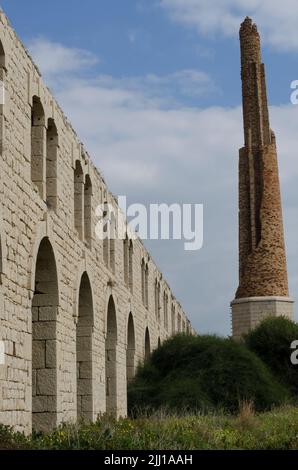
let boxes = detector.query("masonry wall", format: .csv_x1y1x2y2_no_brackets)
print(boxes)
231,297,294,340
0,12,193,433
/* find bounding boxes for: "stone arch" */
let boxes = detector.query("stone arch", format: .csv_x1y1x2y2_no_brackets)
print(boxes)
144,327,151,362
178,313,182,332
103,201,109,267
28,221,61,297
141,259,145,304
128,240,133,292
141,258,149,307
74,160,84,240
76,271,94,421
163,291,168,330
46,118,58,210
145,263,149,308
155,279,161,321
31,96,46,199
109,211,116,273
84,174,92,247
126,313,135,384
105,295,117,414
123,236,129,286
73,260,96,321
31,237,59,432
171,304,176,334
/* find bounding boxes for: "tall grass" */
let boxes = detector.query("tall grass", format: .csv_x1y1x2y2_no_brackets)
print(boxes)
1,406,298,450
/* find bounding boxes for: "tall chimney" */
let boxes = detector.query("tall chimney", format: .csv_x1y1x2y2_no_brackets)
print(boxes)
231,18,294,339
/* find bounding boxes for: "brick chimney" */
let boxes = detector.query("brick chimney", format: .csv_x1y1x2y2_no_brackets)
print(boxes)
231,18,294,339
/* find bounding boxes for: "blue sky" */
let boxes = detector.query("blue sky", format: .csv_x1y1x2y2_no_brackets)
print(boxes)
1,0,298,335
2,0,298,107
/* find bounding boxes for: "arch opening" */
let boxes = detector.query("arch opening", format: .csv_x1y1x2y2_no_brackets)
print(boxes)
178,313,181,332
0,39,5,69
74,160,84,240
155,280,160,321
145,264,149,308
31,96,46,199
128,241,133,292
46,118,58,210
105,296,117,414
76,272,94,421
126,313,135,384
144,327,151,362
163,291,168,330
32,237,58,432
123,237,128,286
109,213,116,273
171,305,176,334
141,259,145,304
84,175,92,247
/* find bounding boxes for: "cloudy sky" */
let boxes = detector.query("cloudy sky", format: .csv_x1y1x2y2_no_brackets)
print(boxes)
2,0,298,335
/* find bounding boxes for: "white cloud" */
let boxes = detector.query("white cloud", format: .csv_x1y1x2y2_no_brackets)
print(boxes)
160,0,298,51
27,38,216,106
27,38,99,76
27,38,298,335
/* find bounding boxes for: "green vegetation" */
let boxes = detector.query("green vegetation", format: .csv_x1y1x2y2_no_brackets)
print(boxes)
128,334,290,414
245,316,298,394
1,317,298,450
1,406,298,450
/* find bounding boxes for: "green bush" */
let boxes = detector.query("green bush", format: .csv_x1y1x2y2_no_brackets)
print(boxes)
245,317,298,395
128,334,289,414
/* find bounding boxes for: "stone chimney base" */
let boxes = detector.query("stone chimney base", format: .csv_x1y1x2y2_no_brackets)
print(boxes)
231,296,294,340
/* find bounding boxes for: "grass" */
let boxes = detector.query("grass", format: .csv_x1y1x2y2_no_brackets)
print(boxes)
1,405,298,450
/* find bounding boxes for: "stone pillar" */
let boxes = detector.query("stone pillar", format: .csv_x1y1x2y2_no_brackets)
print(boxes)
231,297,294,340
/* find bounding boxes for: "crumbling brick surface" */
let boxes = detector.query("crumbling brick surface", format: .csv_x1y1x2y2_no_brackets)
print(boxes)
235,18,289,299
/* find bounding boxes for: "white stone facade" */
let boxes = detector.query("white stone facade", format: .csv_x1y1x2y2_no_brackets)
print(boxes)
0,12,193,433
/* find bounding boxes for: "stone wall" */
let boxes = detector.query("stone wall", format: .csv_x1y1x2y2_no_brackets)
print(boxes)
0,12,193,433
231,297,294,340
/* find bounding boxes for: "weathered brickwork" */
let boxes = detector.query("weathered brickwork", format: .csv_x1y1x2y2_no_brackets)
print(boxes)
231,18,294,338
0,12,193,433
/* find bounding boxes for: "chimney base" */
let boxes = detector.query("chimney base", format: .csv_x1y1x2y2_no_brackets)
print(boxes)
231,296,294,339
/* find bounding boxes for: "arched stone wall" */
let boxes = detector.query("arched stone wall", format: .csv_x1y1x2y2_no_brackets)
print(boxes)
126,313,135,384
76,271,94,421
105,295,117,414
31,237,59,432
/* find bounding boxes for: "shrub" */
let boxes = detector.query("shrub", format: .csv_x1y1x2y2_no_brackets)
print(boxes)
245,316,298,395
128,334,288,414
